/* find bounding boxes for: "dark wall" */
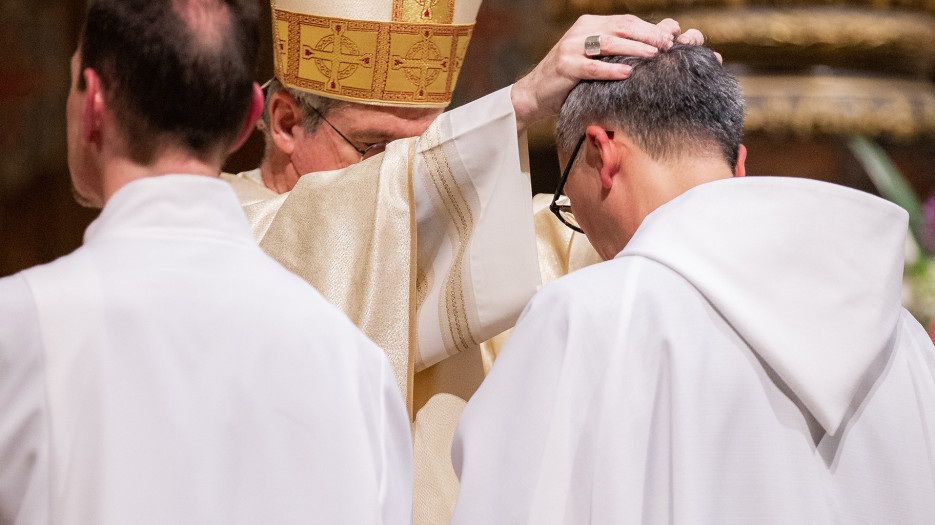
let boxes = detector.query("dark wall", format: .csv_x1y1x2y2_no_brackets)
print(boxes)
0,0,91,277
0,0,520,278
3,2,933,278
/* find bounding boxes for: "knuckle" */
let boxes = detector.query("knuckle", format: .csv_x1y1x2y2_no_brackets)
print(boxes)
683,29,703,43
558,39,574,56
585,60,601,77
556,54,573,73
619,14,638,26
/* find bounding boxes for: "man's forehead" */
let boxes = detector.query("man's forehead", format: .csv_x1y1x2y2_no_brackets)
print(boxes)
333,103,443,140
336,102,442,120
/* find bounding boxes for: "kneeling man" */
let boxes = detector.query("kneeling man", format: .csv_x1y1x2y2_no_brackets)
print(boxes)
450,43,935,524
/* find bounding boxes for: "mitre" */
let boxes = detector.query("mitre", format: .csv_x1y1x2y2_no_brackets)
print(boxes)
270,0,482,107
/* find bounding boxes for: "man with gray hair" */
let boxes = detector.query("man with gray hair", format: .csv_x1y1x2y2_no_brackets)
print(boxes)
450,43,935,523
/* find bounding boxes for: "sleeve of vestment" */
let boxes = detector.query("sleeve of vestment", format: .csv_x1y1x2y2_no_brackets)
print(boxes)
412,85,540,371
230,87,540,410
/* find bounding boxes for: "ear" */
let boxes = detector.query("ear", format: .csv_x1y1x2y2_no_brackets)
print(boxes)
82,68,106,146
268,90,303,156
734,144,747,178
585,125,620,190
229,82,265,153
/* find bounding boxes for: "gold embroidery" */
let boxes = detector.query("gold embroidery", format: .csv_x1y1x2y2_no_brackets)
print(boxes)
303,22,374,93
419,123,476,355
391,29,449,101
273,19,289,77
393,0,456,24
273,8,472,106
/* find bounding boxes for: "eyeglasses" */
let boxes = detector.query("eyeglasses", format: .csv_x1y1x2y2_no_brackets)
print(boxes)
258,78,388,162
549,134,586,233
306,105,387,162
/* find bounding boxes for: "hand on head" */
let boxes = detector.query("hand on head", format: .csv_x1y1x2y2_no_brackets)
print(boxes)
552,44,744,258
510,15,710,132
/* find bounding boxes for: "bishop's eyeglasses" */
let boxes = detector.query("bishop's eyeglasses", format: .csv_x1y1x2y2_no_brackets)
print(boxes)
258,79,387,162
306,105,388,162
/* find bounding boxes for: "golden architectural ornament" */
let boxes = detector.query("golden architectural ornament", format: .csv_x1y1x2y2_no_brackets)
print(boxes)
271,0,481,107
547,0,935,19
675,8,935,73
741,75,935,137
675,8,935,51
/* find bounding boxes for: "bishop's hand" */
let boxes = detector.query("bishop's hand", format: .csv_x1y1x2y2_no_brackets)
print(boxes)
510,15,706,132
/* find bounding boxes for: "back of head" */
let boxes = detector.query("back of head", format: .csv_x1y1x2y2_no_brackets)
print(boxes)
79,0,260,164
557,43,744,170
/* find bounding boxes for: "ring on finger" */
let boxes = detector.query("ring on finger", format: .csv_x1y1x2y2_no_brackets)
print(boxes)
584,35,602,57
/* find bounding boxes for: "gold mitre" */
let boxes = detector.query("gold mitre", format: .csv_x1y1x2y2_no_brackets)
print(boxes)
270,0,482,107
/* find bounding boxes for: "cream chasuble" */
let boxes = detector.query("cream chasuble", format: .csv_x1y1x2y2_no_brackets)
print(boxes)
222,86,539,523
222,87,539,408
227,140,419,409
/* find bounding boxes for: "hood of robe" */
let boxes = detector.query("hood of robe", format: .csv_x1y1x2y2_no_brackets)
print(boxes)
619,176,908,436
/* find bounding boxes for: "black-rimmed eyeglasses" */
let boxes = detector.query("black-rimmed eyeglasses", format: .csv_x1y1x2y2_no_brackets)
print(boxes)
549,134,586,233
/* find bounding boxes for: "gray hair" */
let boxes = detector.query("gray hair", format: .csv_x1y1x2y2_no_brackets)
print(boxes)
556,43,744,170
260,78,346,140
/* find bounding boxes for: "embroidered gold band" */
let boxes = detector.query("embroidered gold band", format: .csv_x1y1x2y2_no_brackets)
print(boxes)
419,122,477,356
273,9,474,107
393,0,455,25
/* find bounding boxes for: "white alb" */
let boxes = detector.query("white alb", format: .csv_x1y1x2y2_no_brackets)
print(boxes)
452,176,935,524
0,175,412,525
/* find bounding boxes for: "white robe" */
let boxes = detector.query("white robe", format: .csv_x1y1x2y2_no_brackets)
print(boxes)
451,176,935,524
0,175,413,525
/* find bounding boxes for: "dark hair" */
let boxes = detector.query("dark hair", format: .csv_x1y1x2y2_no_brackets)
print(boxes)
556,43,744,170
78,0,260,164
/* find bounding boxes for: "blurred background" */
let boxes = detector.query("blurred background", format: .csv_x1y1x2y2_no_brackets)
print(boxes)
3,0,935,321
